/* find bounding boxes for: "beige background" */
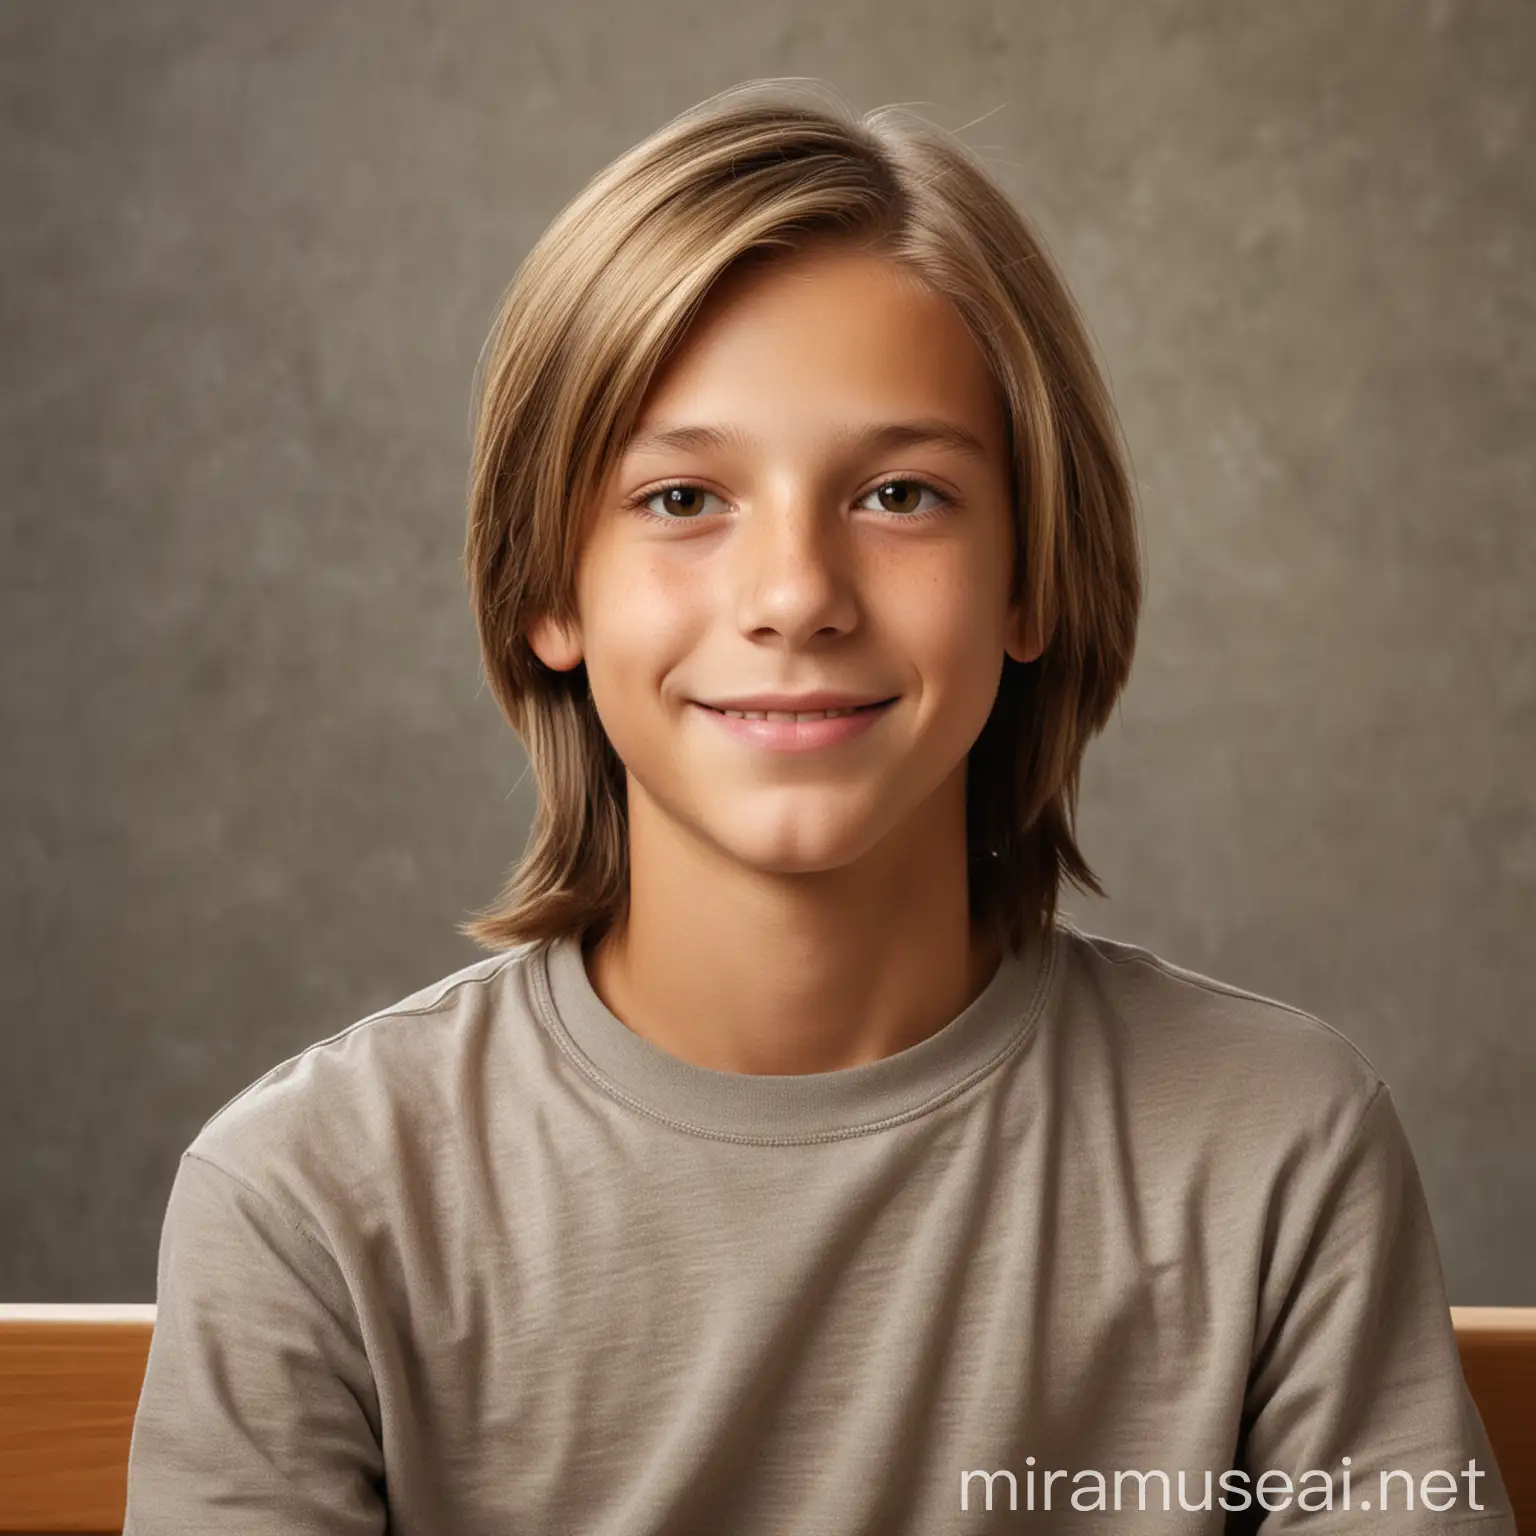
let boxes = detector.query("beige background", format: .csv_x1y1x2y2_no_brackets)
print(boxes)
3,0,1531,1303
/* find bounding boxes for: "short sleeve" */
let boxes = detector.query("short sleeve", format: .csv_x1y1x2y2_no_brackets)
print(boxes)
1236,1086,1515,1533
123,1151,388,1535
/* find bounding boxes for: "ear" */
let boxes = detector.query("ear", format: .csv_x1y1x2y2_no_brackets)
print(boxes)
526,612,584,673
1004,601,1048,666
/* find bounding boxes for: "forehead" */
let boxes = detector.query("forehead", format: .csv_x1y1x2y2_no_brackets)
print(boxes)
630,245,1007,449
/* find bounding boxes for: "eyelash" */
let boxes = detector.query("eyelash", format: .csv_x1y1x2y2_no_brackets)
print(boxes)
622,477,956,526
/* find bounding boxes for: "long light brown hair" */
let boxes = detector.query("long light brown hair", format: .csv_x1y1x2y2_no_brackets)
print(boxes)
461,78,1144,958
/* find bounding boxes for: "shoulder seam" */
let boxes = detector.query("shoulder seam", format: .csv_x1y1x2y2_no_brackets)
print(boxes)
193,946,538,1142
1246,1075,1395,1385
1057,921,1385,1088
181,1150,354,1317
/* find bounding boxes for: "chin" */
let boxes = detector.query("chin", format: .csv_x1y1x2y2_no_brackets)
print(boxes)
710,818,891,875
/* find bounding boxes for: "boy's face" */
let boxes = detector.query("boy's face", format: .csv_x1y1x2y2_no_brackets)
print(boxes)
528,242,1042,882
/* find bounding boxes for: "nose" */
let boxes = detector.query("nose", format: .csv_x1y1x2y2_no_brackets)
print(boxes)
729,493,859,647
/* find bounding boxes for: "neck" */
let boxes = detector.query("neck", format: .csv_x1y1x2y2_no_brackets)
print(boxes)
583,769,1003,1076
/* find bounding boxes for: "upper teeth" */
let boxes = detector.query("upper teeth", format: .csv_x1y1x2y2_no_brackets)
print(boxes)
715,706,868,720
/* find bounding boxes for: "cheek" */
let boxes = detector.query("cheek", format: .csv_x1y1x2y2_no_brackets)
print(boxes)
883,556,1007,701
582,553,701,689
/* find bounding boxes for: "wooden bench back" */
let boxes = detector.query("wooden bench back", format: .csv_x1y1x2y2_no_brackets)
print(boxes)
1,1304,1532,1532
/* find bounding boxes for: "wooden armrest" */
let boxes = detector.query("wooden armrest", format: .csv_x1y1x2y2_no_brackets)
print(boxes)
0,1305,154,1533
1453,1306,1536,1530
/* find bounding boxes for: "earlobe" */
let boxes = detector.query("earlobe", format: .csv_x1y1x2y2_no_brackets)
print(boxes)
525,613,584,673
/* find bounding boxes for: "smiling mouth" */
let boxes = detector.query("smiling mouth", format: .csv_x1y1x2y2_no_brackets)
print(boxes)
698,699,897,721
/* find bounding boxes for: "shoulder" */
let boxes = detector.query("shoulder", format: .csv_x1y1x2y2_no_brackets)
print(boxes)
182,941,549,1209
1051,920,1388,1156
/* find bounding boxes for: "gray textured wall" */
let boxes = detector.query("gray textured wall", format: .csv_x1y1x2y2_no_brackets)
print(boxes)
3,0,1531,1305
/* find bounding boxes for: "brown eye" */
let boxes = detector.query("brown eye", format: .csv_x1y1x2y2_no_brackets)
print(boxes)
641,484,717,519
862,479,943,516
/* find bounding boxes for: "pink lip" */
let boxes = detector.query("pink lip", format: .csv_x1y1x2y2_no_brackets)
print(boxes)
690,699,896,752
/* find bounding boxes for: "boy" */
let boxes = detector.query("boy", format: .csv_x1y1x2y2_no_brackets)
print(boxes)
124,80,1514,1532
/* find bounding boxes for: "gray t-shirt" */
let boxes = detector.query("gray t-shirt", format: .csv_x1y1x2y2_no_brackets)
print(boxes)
123,920,1514,1533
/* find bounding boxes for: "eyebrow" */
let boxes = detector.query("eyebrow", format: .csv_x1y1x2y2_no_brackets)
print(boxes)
621,417,993,464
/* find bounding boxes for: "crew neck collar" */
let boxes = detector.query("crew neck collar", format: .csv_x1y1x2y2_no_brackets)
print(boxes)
530,923,1058,1144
